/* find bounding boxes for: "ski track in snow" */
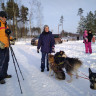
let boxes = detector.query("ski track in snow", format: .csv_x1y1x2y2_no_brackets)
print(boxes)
0,40,96,96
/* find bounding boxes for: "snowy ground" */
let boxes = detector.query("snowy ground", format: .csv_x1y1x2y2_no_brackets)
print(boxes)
0,40,96,96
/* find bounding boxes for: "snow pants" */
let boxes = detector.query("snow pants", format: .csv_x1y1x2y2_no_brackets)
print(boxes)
85,42,92,54
41,53,49,70
0,48,9,80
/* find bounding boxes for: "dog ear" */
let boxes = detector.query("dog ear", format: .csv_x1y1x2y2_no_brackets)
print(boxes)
48,54,54,58
48,54,51,58
89,68,92,75
60,51,63,54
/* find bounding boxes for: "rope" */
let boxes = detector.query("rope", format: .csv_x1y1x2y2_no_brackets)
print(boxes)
70,73,89,80
67,62,89,78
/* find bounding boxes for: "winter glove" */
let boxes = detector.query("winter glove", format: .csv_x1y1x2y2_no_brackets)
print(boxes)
10,37,16,41
14,38,16,40
0,41,5,49
5,29,11,35
37,49,39,53
52,47,55,53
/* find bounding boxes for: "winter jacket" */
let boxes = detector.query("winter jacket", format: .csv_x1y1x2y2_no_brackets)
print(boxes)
0,19,12,48
37,31,55,53
88,33,93,42
83,30,88,43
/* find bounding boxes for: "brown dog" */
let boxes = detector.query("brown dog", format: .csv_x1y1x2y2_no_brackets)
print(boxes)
48,54,65,80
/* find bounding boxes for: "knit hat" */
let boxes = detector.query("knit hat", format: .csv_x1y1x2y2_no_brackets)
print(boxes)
44,25,49,28
84,30,87,33
84,30,88,37
0,11,7,18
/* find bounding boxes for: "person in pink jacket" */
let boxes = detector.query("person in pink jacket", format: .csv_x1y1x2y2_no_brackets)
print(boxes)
83,30,88,53
83,30,93,54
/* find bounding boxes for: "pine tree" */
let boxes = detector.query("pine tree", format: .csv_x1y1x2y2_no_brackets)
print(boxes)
86,11,94,32
6,0,19,37
20,5,28,37
1,3,5,11
20,5,28,24
77,8,84,35
78,8,84,18
77,10,96,35
93,11,96,34
77,16,86,35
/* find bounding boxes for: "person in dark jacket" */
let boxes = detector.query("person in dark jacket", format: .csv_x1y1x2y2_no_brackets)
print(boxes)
37,25,55,72
87,30,93,54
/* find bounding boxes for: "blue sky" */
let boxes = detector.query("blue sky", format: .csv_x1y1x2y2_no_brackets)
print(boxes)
39,0,96,34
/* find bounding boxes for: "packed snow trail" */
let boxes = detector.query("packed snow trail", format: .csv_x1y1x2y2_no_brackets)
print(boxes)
0,40,96,96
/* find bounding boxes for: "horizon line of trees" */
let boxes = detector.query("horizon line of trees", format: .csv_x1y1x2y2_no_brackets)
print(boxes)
60,30,78,38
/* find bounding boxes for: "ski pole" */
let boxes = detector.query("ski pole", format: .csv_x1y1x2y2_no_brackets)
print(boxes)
10,46,24,80
10,46,23,94
8,36,23,94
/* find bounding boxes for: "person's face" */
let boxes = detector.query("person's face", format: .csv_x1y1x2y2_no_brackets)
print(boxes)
45,27,49,32
0,17,6,23
89,31,91,33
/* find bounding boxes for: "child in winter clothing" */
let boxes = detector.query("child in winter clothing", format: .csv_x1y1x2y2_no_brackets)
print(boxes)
83,30,93,54
83,30,88,53
92,35,95,43
37,25,55,72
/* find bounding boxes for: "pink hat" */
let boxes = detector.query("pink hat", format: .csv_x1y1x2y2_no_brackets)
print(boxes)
84,30,87,33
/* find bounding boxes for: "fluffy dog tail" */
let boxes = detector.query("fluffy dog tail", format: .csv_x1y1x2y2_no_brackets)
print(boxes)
73,58,82,70
65,58,82,73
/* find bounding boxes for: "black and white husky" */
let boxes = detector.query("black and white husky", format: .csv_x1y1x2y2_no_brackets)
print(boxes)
89,68,96,90
54,51,82,82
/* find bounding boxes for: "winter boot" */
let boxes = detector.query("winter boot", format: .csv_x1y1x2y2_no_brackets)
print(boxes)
47,68,49,71
41,69,44,72
5,74,12,78
0,79,6,84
